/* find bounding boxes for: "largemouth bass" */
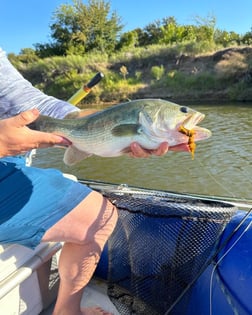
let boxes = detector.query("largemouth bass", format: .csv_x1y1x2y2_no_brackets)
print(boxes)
29,99,211,165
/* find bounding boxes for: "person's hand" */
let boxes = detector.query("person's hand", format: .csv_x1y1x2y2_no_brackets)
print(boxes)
0,109,71,158
129,142,190,158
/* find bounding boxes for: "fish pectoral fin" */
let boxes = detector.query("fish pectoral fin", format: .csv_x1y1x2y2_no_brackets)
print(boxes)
63,146,91,165
111,124,142,137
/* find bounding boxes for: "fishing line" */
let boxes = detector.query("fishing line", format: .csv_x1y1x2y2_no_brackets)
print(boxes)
201,159,252,206
196,140,252,202
209,207,252,315
241,164,252,186
164,208,252,315
197,158,237,198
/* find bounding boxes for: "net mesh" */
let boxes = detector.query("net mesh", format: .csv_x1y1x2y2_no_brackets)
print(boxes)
101,188,236,315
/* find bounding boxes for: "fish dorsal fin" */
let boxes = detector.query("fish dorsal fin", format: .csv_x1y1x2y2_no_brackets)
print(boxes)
63,146,91,165
111,124,142,137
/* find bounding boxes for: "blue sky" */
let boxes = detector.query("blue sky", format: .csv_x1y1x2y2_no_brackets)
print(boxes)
1,0,252,54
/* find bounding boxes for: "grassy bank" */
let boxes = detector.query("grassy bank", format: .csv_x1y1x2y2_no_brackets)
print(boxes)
13,44,252,106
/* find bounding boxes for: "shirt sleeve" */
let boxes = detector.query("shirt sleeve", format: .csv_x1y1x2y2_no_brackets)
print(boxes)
0,48,79,119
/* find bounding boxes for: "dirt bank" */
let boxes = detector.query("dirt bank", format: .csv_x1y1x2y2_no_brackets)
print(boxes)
110,46,252,103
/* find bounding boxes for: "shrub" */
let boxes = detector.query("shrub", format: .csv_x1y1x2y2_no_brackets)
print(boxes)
151,65,165,80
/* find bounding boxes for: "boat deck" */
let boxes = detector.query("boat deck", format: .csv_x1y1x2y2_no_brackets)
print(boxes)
39,279,120,315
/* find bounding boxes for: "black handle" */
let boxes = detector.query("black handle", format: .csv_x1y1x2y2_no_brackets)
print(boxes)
86,72,104,89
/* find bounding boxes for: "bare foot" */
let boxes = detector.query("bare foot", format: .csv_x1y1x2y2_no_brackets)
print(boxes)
81,306,113,315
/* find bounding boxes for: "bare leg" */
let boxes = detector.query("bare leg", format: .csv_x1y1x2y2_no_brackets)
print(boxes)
42,191,118,315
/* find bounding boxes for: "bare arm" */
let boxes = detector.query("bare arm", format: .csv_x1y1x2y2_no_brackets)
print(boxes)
0,48,78,119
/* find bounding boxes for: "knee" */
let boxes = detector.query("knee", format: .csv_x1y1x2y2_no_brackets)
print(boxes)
94,197,118,242
42,191,118,246
84,196,118,246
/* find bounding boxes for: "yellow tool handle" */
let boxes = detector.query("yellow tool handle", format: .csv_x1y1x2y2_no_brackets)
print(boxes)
68,72,104,105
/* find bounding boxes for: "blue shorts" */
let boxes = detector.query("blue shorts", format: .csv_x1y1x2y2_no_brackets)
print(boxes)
0,156,92,248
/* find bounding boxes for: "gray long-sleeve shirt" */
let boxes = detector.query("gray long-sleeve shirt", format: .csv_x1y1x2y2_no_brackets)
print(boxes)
0,48,79,119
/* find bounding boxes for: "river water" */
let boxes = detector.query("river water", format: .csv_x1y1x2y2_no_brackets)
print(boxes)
32,102,252,202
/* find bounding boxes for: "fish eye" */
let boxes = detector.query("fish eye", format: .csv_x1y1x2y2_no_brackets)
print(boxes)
180,106,188,113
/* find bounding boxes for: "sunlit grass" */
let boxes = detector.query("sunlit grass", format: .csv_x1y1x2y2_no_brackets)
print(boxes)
17,43,252,103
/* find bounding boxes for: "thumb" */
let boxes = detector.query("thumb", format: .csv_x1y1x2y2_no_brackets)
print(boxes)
13,109,40,127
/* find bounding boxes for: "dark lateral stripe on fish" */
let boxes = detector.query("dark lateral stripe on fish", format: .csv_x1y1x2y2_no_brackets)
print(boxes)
111,124,142,137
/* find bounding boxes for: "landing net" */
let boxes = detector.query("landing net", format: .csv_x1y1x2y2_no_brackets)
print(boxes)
100,186,236,315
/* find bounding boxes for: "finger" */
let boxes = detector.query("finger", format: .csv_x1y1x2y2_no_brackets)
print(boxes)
130,142,149,158
12,109,40,127
39,135,71,147
151,142,169,156
169,143,190,152
31,130,71,148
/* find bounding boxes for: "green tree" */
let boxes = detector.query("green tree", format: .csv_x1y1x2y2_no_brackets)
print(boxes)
214,29,241,47
8,48,39,66
134,27,149,46
182,25,197,42
116,30,139,50
74,0,123,53
159,17,179,44
193,14,216,42
35,42,64,58
136,20,163,46
241,29,252,45
35,0,123,57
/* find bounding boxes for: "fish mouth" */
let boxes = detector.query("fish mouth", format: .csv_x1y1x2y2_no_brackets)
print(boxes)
193,126,212,141
182,112,205,130
178,112,211,142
